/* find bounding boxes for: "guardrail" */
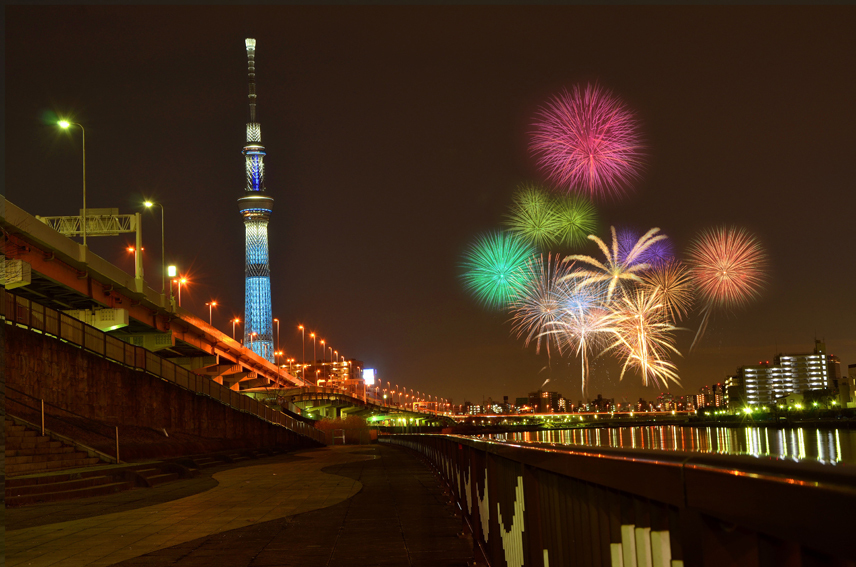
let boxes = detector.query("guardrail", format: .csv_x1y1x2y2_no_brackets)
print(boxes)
3,288,324,444
384,434,855,567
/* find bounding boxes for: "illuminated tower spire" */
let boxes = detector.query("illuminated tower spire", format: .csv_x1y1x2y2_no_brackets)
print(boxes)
238,38,274,362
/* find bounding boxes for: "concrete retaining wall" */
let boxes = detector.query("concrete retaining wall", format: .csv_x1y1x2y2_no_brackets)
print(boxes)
5,325,320,459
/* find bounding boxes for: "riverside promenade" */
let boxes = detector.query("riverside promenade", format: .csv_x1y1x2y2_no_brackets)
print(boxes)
5,444,475,567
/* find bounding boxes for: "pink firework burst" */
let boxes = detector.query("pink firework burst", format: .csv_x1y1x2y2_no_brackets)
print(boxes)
530,84,644,199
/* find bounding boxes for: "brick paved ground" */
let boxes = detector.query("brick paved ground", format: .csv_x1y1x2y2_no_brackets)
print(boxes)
6,444,474,567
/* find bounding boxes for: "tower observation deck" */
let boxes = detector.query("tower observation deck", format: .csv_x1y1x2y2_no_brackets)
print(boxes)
238,38,274,363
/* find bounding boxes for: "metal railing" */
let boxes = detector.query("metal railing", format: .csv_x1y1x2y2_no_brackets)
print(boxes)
383,434,855,567
3,288,324,444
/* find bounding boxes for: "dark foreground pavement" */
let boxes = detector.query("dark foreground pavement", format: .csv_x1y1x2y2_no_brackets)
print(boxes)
6,444,474,567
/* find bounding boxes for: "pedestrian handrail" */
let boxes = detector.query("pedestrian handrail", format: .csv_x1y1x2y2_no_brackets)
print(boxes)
6,385,117,444
3,288,324,444
384,434,855,566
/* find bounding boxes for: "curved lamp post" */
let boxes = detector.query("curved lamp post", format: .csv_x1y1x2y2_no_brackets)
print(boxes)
143,201,166,294
58,120,87,248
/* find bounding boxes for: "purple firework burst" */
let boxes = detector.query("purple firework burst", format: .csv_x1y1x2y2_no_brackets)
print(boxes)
617,228,674,267
530,84,644,200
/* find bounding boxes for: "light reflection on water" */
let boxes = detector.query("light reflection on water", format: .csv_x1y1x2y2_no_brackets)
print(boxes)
486,426,856,464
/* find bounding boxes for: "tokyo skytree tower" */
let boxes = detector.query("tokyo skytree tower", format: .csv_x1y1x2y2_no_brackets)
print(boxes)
238,38,274,362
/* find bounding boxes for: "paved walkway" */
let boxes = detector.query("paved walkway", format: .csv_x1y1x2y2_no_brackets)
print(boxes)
6,444,474,567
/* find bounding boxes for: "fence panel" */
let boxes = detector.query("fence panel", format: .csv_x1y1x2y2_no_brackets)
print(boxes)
15,295,31,326
29,302,45,332
145,351,162,376
161,360,176,383
84,325,104,355
44,308,59,337
60,314,84,346
175,368,189,389
105,335,125,364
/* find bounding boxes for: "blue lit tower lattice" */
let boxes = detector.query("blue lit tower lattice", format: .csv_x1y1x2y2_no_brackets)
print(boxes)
238,38,274,362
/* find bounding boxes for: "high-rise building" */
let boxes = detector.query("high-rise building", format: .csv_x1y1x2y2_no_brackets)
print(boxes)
827,353,841,394
737,340,831,406
238,38,274,362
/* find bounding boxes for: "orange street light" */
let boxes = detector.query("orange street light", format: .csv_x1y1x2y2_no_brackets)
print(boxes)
310,333,316,381
174,277,188,306
232,318,241,340
205,301,218,325
298,325,305,378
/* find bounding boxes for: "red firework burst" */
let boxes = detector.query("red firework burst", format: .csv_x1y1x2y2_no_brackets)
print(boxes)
530,84,644,200
686,226,767,310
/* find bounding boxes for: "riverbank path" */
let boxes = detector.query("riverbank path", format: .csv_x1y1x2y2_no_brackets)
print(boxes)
5,444,475,567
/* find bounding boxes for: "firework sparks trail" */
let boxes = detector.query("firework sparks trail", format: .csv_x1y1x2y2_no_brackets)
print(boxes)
508,253,576,356
461,231,536,310
530,83,644,200
685,226,768,350
639,259,695,323
547,280,612,399
565,226,666,301
600,288,683,388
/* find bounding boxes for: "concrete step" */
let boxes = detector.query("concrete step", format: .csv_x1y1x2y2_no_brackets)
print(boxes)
5,424,32,436
227,454,250,463
5,469,107,487
7,436,55,450
6,456,101,476
193,457,223,468
145,472,181,486
134,467,160,478
6,480,132,507
7,445,73,458
7,451,93,465
6,475,113,497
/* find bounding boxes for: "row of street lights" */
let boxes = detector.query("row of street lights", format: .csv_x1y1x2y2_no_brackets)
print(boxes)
296,324,349,385
59,117,178,304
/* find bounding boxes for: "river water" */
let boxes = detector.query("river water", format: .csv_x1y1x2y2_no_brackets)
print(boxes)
486,426,856,465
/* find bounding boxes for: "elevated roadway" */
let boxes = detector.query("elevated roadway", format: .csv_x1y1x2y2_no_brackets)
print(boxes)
2,198,445,423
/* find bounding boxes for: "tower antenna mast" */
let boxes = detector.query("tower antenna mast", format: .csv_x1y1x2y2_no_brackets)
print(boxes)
238,38,275,364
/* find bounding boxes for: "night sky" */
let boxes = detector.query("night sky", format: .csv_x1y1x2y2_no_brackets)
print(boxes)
6,6,855,406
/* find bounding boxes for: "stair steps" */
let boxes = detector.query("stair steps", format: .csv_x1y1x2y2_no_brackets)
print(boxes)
134,467,182,486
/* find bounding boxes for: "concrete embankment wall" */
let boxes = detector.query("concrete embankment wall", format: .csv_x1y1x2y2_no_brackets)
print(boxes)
5,325,320,459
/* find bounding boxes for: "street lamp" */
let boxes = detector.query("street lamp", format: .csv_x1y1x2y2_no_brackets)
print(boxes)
205,301,218,325
273,318,280,354
298,325,305,378
320,339,326,378
249,332,258,351
311,332,316,381
58,120,87,248
143,200,166,295
174,277,187,306
232,318,240,340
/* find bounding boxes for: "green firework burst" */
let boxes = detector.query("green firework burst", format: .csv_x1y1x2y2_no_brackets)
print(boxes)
553,194,598,248
505,185,561,249
461,231,537,310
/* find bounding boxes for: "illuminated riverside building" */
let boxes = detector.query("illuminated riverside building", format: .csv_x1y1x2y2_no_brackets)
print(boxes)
734,340,832,407
239,38,275,362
